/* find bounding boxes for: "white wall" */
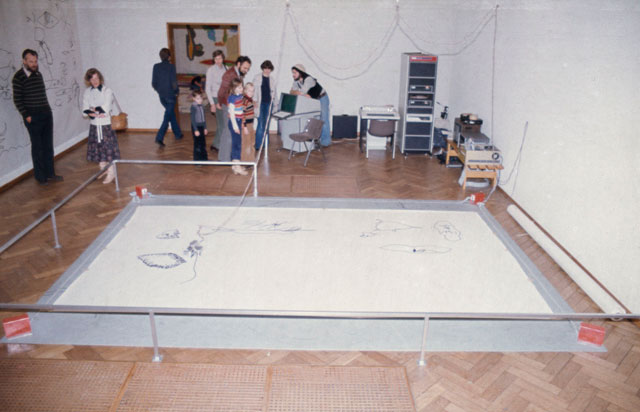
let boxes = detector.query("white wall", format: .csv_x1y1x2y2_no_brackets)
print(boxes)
74,0,456,128
452,0,640,312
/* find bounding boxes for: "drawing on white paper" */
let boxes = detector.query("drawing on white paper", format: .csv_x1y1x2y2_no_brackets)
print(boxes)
433,220,462,241
156,229,181,240
138,253,186,269
141,219,312,284
361,219,421,238
199,219,307,236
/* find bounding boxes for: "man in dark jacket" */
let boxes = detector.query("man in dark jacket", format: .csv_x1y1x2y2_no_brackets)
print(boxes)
12,49,63,185
152,48,183,146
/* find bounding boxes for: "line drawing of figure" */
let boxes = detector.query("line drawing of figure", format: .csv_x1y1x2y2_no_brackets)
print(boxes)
156,229,180,239
0,123,7,153
361,219,421,238
433,220,462,241
199,220,307,236
54,79,79,107
181,239,204,284
34,27,54,66
0,49,16,100
139,218,310,284
0,119,29,157
38,10,60,29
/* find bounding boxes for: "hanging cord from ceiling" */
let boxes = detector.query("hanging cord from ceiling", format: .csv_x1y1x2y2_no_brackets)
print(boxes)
286,0,498,81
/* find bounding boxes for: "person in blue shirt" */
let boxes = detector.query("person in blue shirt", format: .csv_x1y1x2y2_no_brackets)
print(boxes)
152,48,183,146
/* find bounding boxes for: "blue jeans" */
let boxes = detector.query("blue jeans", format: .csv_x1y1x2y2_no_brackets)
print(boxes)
319,94,331,146
155,96,182,142
255,100,271,150
228,118,242,160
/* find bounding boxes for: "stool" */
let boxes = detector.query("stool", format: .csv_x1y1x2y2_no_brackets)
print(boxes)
445,139,462,166
463,164,504,190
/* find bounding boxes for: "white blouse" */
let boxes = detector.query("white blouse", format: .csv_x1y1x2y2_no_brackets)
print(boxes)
82,85,114,127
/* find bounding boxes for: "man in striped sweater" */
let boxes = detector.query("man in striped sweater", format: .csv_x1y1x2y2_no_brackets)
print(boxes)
12,49,62,185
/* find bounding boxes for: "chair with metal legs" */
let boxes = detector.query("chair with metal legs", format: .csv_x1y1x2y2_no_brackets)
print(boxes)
288,118,326,167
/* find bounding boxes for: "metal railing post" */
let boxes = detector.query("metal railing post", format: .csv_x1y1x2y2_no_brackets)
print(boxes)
50,211,61,249
253,164,258,197
148,311,163,362
418,315,429,366
113,161,120,192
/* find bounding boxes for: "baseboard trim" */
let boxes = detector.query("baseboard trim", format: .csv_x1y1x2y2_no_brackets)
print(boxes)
124,128,159,133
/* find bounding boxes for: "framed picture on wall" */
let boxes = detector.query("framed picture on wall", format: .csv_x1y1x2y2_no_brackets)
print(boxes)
168,22,240,80
166,22,240,115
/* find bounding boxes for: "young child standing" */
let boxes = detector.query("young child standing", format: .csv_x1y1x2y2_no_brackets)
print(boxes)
227,78,247,175
241,82,256,161
190,90,208,161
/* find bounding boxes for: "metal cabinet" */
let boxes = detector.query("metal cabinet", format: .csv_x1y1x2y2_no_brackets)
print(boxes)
398,53,438,154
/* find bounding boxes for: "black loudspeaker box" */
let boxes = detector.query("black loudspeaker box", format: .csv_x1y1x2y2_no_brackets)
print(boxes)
332,115,358,139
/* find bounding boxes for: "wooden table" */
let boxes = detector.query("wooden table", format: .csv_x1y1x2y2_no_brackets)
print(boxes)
446,139,504,190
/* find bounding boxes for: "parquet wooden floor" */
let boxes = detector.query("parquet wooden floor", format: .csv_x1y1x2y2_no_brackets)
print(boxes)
1,130,639,411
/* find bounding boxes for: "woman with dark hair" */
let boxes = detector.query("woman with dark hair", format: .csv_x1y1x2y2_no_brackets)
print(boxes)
82,68,121,184
290,64,331,147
